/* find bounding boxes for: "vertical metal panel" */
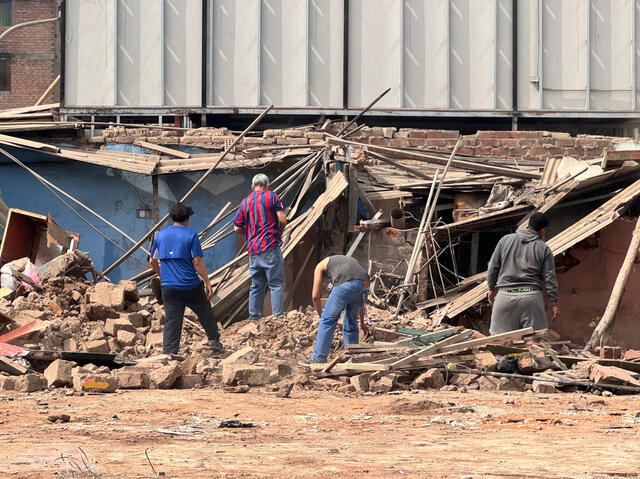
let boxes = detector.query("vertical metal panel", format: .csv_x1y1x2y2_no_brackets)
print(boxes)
590,0,634,109
496,0,513,109
117,0,163,106
348,0,402,108
164,0,202,106
449,0,498,108
208,0,260,106
542,0,588,109
308,0,343,107
65,0,117,106
403,0,447,109
260,0,307,106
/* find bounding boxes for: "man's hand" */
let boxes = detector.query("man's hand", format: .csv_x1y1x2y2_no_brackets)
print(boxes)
205,281,213,300
488,288,498,305
551,303,560,321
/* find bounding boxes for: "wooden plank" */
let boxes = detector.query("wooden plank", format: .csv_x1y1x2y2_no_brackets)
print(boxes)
436,328,534,355
0,319,47,344
0,354,28,375
395,327,461,346
134,141,191,159
389,329,474,370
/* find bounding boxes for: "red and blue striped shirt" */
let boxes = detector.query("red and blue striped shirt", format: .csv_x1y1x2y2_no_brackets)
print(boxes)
234,190,284,256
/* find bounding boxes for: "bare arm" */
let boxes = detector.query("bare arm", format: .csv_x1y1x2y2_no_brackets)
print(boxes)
277,210,287,231
311,258,329,316
193,256,213,299
149,258,161,276
234,225,245,236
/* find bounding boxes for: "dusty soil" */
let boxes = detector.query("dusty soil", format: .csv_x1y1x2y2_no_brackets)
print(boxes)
1,387,639,479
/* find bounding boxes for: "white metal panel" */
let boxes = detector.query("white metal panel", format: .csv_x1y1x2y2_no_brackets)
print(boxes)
449,0,495,109
208,0,260,106
348,0,402,108
590,0,633,109
542,0,588,109
308,0,343,108
496,0,513,109
117,0,163,106
164,0,202,106
65,0,117,106
403,0,448,109
515,0,539,110
261,0,307,106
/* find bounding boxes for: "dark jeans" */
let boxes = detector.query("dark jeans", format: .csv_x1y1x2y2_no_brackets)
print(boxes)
161,284,219,355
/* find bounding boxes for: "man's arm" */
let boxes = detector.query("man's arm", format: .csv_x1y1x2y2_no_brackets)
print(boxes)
193,256,213,299
311,258,329,316
276,210,287,231
233,202,246,236
149,258,161,276
542,247,560,320
486,238,504,304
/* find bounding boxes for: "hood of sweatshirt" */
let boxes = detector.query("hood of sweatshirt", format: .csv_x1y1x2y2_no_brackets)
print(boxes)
516,228,541,244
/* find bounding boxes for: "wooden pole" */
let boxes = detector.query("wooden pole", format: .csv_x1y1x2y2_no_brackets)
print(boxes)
584,217,640,351
34,75,60,106
101,105,273,277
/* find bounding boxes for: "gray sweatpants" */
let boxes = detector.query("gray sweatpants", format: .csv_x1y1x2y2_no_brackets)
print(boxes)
490,290,548,336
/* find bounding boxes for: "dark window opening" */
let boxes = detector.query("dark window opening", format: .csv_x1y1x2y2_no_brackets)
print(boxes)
0,55,10,91
0,0,11,27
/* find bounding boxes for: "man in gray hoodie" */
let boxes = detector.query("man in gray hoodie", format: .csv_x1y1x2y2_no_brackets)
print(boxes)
487,212,559,340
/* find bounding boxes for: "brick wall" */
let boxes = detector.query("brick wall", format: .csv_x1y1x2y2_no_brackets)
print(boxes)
99,125,626,162
0,0,59,109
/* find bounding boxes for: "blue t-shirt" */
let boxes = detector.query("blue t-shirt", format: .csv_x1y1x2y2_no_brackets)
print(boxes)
150,225,203,290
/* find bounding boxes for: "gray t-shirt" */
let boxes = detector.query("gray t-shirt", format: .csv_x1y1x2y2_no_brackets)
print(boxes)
326,255,369,287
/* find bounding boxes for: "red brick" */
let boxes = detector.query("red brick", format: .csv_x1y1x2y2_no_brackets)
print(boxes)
424,139,446,147
558,138,576,147
388,139,409,147
511,131,544,138
426,130,459,139
478,139,499,147
408,130,428,139
499,139,518,147
408,138,426,147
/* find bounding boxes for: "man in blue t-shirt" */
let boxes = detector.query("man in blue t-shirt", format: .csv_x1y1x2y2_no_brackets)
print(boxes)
150,202,222,354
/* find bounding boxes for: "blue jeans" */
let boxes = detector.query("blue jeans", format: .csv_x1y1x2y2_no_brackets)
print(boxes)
311,280,366,362
248,247,285,317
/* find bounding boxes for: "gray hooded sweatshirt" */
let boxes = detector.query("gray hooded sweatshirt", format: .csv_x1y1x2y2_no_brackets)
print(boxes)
486,228,559,303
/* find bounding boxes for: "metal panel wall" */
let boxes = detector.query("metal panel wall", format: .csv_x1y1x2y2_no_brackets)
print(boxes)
65,0,202,108
64,0,640,115
65,0,117,106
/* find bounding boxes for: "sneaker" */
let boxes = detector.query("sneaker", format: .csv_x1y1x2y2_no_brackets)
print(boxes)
208,339,224,352
298,359,326,366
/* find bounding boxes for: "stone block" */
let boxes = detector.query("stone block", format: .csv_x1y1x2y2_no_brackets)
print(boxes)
382,127,396,138
350,373,371,393
73,373,118,393
15,373,48,392
370,376,394,393
83,304,119,322
88,326,106,341
411,369,445,390
220,347,256,365
175,374,203,389
532,380,557,394
85,339,110,354
104,317,136,336
149,362,182,389
237,322,259,337
44,359,76,388
222,364,270,386
114,367,150,389
122,311,148,328
118,280,139,303
180,353,205,374
116,329,137,347
0,375,16,390
517,350,555,375
473,351,498,371
90,283,127,311
145,331,164,349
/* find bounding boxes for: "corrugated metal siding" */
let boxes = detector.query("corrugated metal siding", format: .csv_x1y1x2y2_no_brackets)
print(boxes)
64,0,640,115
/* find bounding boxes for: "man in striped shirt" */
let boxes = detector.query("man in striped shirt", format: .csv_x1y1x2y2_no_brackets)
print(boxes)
234,174,287,319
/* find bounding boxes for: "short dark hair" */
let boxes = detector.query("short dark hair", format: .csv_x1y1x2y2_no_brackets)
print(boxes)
529,212,550,231
170,202,194,223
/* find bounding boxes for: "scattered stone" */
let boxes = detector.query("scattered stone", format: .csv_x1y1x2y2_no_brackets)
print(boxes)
0,375,16,391
15,373,48,392
276,382,294,398
146,331,164,349
118,280,140,303
473,351,498,371
116,329,137,347
220,347,256,365
371,376,394,394
90,283,127,311
73,373,118,393
222,364,270,386
84,339,110,354
517,350,555,374
47,414,71,423
43,359,76,388
532,380,557,394
104,317,136,337
350,373,371,393
236,322,259,337
149,362,182,389
175,374,203,389
411,369,445,390
223,385,250,393
590,364,640,387
338,384,356,393
114,367,150,389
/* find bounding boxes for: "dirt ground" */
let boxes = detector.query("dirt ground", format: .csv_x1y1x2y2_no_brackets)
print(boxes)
1,386,639,479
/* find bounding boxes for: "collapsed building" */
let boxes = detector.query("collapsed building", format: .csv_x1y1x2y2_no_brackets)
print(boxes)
1,102,640,395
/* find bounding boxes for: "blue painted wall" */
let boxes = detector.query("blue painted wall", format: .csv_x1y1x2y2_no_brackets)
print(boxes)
0,145,286,282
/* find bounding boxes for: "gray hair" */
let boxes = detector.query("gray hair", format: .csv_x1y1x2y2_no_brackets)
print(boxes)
251,173,270,187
